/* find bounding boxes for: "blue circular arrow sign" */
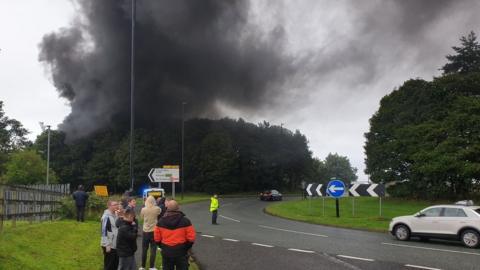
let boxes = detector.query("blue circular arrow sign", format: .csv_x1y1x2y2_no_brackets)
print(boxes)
327,179,345,198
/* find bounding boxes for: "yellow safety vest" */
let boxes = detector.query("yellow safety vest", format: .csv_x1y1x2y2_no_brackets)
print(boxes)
210,197,219,212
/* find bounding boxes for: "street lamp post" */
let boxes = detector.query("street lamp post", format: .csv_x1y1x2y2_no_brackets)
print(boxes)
129,0,136,191
46,125,51,185
181,102,186,200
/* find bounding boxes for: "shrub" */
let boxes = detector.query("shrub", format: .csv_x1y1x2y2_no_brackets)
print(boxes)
59,192,108,220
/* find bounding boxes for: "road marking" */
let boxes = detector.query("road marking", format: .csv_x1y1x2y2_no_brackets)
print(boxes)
223,238,239,242
337,255,374,262
382,242,480,256
259,225,328,238
219,215,240,222
201,234,215,238
288,248,315,253
252,243,273,248
405,264,442,270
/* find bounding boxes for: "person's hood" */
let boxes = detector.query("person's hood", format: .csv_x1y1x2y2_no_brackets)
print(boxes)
102,209,115,218
161,211,185,229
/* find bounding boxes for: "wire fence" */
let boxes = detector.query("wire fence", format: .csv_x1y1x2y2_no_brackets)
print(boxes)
0,184,70,232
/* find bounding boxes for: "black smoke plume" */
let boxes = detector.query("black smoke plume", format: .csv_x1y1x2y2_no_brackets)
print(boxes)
39,0,292,139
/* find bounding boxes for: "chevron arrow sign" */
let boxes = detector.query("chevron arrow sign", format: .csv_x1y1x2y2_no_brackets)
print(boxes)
348,183,385,197
305,183,326,197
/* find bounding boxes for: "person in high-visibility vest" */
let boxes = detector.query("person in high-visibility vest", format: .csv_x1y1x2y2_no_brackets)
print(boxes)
210,194,219,225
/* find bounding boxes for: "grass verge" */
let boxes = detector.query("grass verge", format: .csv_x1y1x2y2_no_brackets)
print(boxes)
0,220,199,270
265,197,433,232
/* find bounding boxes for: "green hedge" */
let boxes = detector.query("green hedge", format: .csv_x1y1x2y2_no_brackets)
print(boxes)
58,192,109,220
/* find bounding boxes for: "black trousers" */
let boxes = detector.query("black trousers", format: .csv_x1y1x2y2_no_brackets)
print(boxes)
141,232,157,268
211,210,218,224
76,206,85,222
162,255,189,270
102,247,119,270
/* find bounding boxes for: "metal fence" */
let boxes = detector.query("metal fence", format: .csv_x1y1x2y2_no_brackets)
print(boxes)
0,184,70,232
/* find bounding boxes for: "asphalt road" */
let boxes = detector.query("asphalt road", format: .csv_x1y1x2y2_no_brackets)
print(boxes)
180,197,480,270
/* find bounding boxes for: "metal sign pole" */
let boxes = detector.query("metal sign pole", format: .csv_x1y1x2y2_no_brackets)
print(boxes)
322,197,325,217
308,196,312,215
351,196,354,217
336,198,340,218
379,197,382,217
172,182,175,199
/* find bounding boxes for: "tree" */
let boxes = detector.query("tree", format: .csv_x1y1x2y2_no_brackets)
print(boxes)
195,132,239,193
33,117,315,194
2,149,57,184
442,31,480,75
365,71,480,199
310,154,358,185
0,101,29,175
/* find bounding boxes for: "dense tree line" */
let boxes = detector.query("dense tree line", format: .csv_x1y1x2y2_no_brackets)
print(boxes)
33,118,320,194
365,32,480,200
0,98,358,194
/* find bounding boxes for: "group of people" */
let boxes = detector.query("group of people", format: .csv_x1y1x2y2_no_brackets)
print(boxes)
100,196,196,270
72,185,222,270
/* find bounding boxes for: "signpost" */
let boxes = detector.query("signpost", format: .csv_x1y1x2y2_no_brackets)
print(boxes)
326,179,345,218
349,183,386,217
348,183,385,197
94,185,109,197
304,182,385,218
148,165,180,198
305,183,325,197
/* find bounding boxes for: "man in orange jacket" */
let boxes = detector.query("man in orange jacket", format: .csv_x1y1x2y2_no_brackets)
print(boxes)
154,199,196,270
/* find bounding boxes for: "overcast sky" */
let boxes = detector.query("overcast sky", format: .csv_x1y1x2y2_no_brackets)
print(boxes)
1,0,479,182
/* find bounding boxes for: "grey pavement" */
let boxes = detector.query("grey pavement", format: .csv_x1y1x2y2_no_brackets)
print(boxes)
181,197,480,270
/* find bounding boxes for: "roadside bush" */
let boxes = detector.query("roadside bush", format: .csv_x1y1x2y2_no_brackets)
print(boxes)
386,182,412,198
59,192,108,220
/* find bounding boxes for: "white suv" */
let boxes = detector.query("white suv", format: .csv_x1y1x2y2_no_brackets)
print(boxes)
389,204,480,248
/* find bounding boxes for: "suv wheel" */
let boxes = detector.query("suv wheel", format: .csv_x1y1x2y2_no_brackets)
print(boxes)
394,224,410,241
461,230,480,248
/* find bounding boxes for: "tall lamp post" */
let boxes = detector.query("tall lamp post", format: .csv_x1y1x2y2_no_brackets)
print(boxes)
181,102,186,200
46,125,51,185
129,0,136,191
39,122,51,185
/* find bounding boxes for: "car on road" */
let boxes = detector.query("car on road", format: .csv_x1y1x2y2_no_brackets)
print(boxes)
259,189,283,201
389,203,480,248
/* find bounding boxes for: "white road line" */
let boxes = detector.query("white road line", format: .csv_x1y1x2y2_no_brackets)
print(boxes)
405,264,442,270
223,238,239,242
259,225,328,238
288,248,315,253
337,255,375,262
252,243,274,248
219,215,240,222
382,242,480,256
201,234,215,238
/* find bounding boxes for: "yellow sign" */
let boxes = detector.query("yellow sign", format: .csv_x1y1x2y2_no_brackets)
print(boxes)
147,191,163,198
94,185,109,197
163,165,180,169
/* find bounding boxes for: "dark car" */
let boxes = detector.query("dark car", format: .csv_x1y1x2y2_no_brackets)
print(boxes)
259,190,283,201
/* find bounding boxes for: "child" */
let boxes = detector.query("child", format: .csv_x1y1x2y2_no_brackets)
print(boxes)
116,208,138,270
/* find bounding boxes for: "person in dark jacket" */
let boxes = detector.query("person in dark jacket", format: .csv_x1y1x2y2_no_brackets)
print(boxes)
116,197,138,232
157,197,167,219
154,200,196,270
72,185,89,222
116,208,138,270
